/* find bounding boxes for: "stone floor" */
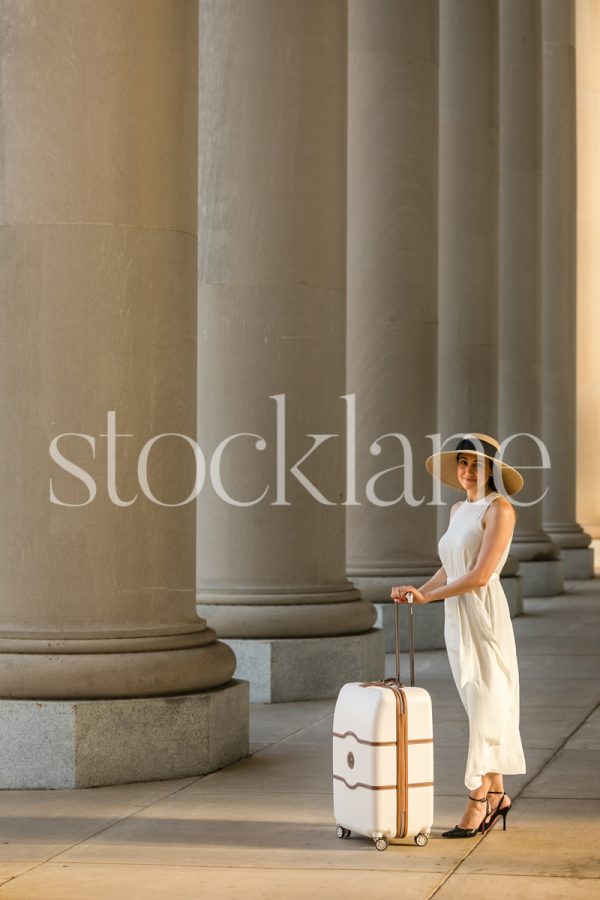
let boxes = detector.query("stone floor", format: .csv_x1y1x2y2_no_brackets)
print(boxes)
0,576,599,899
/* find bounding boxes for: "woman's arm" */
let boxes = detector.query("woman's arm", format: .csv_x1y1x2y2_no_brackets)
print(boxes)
417,564,448,597
392,498,516,604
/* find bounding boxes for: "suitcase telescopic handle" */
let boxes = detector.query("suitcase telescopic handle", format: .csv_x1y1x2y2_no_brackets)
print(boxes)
394,591,415,686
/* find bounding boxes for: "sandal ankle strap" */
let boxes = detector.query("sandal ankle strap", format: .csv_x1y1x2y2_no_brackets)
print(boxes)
468,795,487,802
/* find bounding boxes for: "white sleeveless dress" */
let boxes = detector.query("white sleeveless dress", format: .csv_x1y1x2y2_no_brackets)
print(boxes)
437,490,526,791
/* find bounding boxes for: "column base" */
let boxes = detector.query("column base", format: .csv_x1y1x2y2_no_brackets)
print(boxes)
561,547,595,580
375,600,443,652
374,575,523,653
592,539,600,573
223,630,385,703
518,558,565,595
503,574,524,617
0,680,249,789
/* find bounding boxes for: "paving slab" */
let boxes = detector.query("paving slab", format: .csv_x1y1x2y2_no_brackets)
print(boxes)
435,872,599,899
456,798,600,879
403,655,454,680
515,653,600,680
518,703,591,749
0,866,35,889
515,635,600,654
563,705,600,749
180,742,333,795
249,700,335,746
522,748,600,798
276,717,335,746
517,677,600,709
0,778,198,862
513,606,600,633
0,863,444,900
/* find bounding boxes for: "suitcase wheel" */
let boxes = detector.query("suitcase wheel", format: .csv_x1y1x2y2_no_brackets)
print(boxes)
414,833,429,847
336,826,351,839
374,837,388,851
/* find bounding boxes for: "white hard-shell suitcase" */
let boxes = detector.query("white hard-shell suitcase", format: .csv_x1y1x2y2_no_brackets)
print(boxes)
333,593,434,850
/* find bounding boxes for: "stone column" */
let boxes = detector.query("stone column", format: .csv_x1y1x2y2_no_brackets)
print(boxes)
498,0,563,595
575,0,600,569
437,1,520,610
438,0,499,447
0,0,248,789
540,0,594,578
196,0,383,702
345,0,441,651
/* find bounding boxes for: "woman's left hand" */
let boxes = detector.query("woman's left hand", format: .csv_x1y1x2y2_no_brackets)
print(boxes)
390,585,429,604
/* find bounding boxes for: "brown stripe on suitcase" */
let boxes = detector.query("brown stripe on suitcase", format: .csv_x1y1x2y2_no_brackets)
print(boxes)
398,687,409,839
332,730,396,747
333,774,396,791
333,729,431,748
380,683,408,840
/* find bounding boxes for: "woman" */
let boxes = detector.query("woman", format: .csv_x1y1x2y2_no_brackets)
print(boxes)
391,433,526,837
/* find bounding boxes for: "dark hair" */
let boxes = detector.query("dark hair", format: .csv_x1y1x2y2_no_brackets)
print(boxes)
488,461,502,491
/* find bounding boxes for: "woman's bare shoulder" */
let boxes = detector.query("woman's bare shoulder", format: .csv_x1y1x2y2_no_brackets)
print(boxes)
485,494,517,526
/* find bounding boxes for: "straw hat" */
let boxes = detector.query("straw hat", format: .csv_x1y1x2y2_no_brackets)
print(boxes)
425,432,524,495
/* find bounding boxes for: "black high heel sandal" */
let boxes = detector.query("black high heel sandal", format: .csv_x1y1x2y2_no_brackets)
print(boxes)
441,795,490,838
483,790,511,832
